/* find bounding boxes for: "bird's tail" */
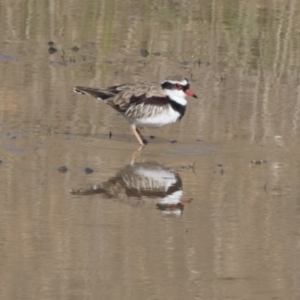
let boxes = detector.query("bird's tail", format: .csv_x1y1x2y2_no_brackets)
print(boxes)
74,86,114,101
70,184,106,195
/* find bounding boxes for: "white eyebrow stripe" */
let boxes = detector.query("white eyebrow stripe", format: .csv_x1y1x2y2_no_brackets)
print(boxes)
161,79,189,86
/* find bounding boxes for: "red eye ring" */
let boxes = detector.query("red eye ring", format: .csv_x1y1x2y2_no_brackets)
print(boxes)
175,83,182,90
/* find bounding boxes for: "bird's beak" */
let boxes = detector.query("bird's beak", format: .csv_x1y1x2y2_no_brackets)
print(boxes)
185,89,198,98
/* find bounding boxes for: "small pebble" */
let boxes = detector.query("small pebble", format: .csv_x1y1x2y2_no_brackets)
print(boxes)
47,41,54,46
109,131,112,139
57,166,68,173
71,46,80,52
48,47,57,54
0,160,2,165
251,160,267,165
140,49,149,57
84,167,94,174
170,140,177,144
149,135,155,139
196,139,202,142
217,164,223,167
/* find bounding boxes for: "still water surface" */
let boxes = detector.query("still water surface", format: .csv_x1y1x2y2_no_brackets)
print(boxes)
1,0,300,299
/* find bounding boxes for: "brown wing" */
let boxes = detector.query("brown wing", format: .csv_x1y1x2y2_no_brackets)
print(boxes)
75,81,167,114
106,82,167,113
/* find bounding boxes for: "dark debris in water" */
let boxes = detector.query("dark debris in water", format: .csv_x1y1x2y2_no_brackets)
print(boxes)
84,167,94,174
47,41,54,46
251,160,267,165
214,164,225,175
48,47,58,54
149,135,155,139
140,49,149,57
170,140,177,144
0,160,2,165
177,163,196,173
180,61,194,66
71,46,80,52
57,166,68,173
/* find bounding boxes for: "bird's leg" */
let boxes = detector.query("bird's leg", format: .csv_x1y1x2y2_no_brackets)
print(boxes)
136,128,148,145
131,125,147,146
130,147,144,165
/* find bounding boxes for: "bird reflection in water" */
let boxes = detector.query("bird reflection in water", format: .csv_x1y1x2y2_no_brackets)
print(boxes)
70,161,193,215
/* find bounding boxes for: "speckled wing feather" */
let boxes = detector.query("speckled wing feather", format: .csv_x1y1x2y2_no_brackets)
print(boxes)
107,82,168,118
106,81,167,112
75,81,169,117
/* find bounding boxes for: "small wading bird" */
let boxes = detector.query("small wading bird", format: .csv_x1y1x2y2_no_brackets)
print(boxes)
74,75,197,146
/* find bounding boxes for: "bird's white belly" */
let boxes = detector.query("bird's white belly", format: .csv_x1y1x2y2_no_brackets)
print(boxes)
129,107,181,128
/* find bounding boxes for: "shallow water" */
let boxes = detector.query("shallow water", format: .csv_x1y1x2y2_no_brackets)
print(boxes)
1,0,300,299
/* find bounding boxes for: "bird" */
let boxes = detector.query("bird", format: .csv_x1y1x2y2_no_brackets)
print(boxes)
74,75,197,146
70,161,193,215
